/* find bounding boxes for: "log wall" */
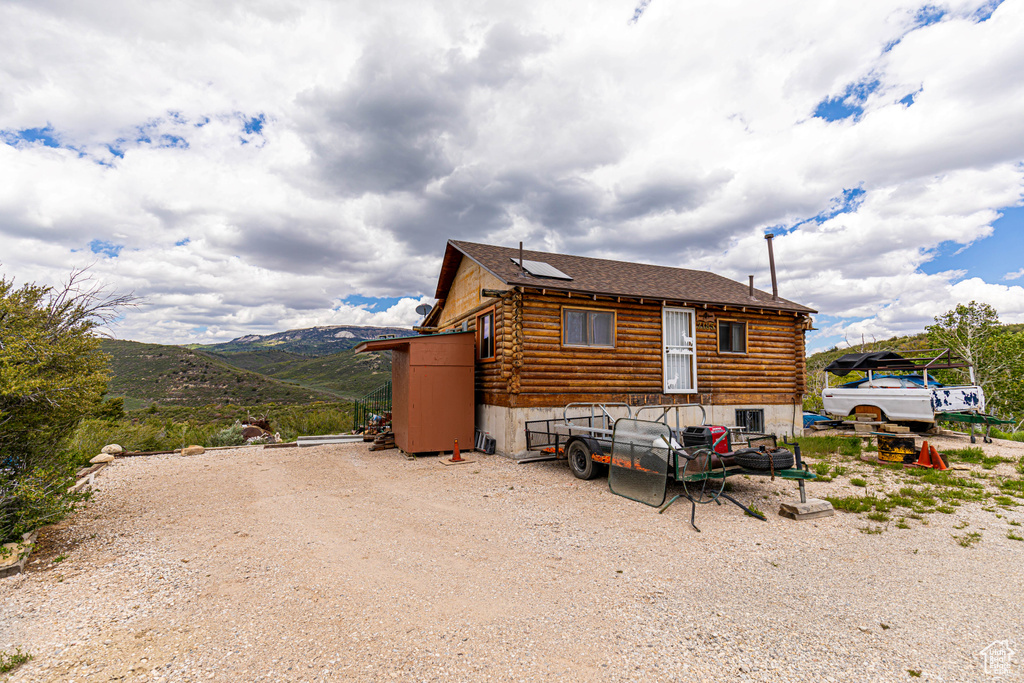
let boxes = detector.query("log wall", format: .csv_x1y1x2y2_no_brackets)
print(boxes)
438,288,810,410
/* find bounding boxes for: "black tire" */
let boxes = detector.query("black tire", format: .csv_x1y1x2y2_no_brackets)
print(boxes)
567,440,599,480
732,448,794,471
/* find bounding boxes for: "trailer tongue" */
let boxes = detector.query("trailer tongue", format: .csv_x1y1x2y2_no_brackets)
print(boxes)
940,411,1015,444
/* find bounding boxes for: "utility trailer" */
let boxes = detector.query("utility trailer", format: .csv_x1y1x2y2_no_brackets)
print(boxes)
524,403,731,480
524,403,818,529
821,349,985,424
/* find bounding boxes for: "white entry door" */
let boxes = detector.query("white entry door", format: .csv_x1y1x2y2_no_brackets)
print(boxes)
663,307,696,393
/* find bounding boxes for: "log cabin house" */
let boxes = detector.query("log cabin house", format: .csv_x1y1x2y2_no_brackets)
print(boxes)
419,240,816,456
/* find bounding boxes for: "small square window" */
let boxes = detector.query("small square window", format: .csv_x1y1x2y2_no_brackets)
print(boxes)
563,308,615,348
718,320,747,354
478,311,495,360
735,409,764,434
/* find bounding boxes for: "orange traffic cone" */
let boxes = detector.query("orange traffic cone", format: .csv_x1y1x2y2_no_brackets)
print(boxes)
914,440,933,468
930,445,947,471
441,438,473,466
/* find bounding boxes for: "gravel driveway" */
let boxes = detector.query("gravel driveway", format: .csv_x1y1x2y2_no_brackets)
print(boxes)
2,438,1022,682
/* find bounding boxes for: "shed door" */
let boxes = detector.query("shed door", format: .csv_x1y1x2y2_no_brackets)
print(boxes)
663,307,696,393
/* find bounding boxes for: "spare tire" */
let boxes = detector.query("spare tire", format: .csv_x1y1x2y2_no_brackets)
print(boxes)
732,447,794,471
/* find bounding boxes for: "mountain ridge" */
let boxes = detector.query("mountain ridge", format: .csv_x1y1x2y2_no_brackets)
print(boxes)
103,324,415,407
194,324,416,356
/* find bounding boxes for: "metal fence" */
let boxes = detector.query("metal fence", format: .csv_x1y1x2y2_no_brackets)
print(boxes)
352,380,392,432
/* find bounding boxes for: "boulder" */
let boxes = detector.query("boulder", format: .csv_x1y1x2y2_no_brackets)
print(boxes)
181,445,205,456
90,453,115,464
101,444,124,455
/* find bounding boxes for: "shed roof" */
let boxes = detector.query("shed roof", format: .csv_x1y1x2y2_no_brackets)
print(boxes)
435,240,815,314
353,330,474,354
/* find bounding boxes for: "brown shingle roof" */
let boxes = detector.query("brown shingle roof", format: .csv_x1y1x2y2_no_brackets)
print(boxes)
438,240,815,314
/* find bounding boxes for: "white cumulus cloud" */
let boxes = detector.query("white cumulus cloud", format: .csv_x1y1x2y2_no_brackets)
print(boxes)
0,0,1022,346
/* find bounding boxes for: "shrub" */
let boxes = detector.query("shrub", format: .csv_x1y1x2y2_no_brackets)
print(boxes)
1,271,131,543
209,423,247,447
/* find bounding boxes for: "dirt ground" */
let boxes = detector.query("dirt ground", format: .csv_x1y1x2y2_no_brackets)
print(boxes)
2,433,1023,682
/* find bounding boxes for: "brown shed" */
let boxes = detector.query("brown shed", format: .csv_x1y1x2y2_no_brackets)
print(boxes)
353,332,475,454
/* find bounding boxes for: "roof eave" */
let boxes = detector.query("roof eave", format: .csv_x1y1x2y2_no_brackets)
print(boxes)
506,281,814,314
434,240,511,300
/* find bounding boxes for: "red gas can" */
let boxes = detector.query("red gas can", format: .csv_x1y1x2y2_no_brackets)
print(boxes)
681,425,731,454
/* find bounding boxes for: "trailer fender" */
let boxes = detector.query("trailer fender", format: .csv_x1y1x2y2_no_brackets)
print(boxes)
576,436,609,465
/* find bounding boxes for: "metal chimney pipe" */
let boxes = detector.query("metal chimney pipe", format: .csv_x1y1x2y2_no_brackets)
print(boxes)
764,234,778,301
748,275,754,298
519,241,525,274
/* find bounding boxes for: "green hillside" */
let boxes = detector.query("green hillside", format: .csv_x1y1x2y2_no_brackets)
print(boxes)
101,339,339,408
197,348,306,375
202,347,393,399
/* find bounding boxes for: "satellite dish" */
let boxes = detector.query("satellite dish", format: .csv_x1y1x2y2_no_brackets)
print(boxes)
415,304,432,316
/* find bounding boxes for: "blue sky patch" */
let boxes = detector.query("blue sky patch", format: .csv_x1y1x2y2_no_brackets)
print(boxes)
89,240,124,258
913,5,946,28
816,187,865,222
175,237,191,246
339,294,406,311
813,79,880,122
919,206,1024,285
899,91,919,107
159,134,189,149
973,0,1005,22
2,125,62,148
244,114,266,135
814,98,863,122
788,187,866,232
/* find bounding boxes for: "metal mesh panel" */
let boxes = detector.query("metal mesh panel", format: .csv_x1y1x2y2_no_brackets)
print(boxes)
524,419,558,451
608,419,671,507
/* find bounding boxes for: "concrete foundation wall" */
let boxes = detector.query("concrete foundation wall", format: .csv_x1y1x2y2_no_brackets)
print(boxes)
476,402,804,458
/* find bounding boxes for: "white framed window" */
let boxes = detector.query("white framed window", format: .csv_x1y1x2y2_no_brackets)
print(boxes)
663,307,697,393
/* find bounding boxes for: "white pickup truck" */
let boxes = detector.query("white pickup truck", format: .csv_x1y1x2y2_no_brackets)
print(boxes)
820,350,985,424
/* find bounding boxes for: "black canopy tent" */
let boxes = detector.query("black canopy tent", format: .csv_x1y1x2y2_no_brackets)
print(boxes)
823,351,907,377
823,348,969,377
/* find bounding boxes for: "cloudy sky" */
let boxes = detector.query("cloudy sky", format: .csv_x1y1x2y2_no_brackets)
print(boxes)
1,0,1022,352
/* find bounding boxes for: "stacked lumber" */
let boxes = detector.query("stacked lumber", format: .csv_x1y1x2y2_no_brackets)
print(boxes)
879,423,911,434
369,431,396,451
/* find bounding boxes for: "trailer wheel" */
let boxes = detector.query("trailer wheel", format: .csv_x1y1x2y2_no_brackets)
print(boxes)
567,440,599,480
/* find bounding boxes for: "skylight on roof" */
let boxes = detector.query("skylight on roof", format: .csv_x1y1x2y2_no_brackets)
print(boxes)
510,258,573,280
